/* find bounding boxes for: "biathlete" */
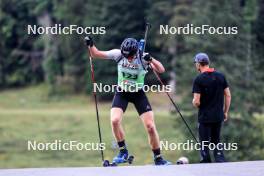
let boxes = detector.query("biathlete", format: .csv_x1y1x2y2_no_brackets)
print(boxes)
85,36,171,165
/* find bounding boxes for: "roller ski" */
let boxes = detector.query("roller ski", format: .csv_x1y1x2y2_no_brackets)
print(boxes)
112,149,134,165
103,150,134,167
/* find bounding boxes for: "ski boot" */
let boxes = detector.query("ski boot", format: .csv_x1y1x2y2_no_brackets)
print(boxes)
154,155,172,165
112,150,134,165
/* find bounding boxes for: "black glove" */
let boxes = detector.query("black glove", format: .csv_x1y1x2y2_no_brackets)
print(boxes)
143,53,152,62
84,36,94,47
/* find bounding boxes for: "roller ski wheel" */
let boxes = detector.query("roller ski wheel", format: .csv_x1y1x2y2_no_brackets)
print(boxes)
103,160,118,167
103,160,110,167
127,155,134,164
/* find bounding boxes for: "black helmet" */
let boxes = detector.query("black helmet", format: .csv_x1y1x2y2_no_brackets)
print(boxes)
121,38,138,58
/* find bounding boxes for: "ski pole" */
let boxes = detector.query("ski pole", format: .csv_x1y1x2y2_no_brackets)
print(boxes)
142,22,150,54
152,71,199,143
87,49,105,162
142,22,199,144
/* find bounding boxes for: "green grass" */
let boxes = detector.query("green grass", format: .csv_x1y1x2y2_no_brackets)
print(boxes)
1,85,264,168
0,85,185,168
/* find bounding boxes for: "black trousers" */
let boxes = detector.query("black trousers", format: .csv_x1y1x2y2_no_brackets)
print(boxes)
198,122,226,163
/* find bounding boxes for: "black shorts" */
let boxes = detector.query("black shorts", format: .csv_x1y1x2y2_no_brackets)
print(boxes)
112,88,152,116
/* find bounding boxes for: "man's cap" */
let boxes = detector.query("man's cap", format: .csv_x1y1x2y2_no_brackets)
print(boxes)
194,53,210,64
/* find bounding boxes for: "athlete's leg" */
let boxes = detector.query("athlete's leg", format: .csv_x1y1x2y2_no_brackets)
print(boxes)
111,92,129,163
140,111,160,149
140,110,171,165
111,107,125,142
111,91,128,142
133,90,171,165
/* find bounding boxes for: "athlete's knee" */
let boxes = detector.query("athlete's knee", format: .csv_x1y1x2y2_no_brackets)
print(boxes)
111,108,123,127
141,112,156,134
111,115,121,126
145,122,156,134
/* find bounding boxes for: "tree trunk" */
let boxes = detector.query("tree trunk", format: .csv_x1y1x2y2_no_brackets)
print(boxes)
168,36,177,111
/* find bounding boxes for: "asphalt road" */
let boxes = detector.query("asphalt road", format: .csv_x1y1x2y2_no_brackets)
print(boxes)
0,161,263,176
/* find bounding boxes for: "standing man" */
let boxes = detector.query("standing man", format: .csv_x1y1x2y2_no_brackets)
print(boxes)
85,36,171,165
192,53,231,163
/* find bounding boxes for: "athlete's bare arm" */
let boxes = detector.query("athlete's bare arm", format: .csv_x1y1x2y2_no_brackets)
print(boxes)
85,36,108,59
88,46,108,59
150,58,165,73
